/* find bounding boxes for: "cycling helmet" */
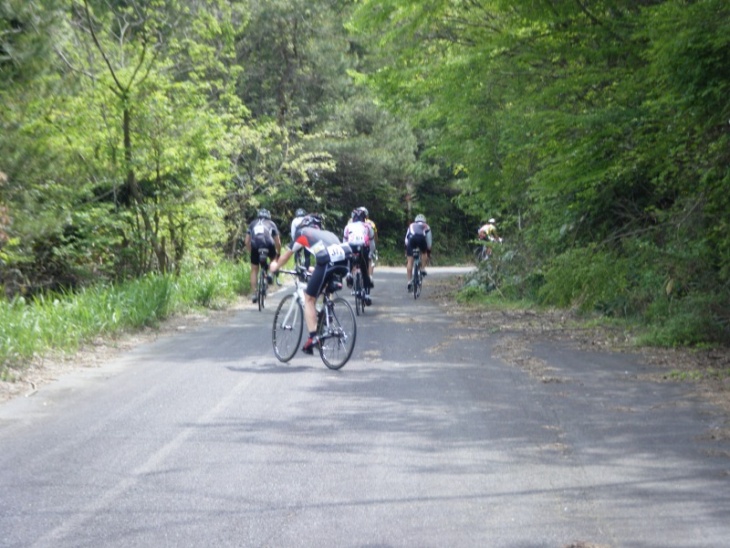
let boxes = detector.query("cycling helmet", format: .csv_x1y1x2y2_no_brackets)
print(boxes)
257,208,271,220
295,208,307,217
351,208,366,222
298,214,322,230
488,218,496,224
415,214,426,223
359,206,369,218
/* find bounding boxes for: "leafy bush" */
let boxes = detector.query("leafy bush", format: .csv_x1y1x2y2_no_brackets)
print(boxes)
640,292,729,347
538,246,629,314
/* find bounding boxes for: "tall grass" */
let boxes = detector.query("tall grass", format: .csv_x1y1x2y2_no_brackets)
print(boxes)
0,261,248,378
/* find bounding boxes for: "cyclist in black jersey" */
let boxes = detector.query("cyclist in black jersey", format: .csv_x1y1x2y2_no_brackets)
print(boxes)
404,214,432,292
245,209,281,303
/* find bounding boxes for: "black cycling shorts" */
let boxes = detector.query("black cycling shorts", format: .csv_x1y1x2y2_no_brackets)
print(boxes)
305,260,349,298
406,234,429,257
250,242,276,266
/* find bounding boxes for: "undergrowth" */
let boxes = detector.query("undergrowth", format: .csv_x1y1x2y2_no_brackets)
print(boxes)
0,261,249,377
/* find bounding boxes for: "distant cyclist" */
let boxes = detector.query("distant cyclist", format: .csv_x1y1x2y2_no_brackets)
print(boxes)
290,207,311,268
343,207,374,305
271,214,352,354
290,208,307,241
478,218,501,242
360,206,378,280
244,209,281,303
404,214,432,292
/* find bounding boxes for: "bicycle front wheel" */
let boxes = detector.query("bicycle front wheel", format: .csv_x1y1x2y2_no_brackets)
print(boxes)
413,263,421,300
317,297,357,370
272,294,303,362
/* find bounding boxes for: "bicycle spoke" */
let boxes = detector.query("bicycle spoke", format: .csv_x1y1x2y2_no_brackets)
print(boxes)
272,294,303,362
354,270,363,316
318,297,356,370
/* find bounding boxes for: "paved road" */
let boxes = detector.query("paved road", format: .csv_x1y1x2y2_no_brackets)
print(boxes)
1,267,729,547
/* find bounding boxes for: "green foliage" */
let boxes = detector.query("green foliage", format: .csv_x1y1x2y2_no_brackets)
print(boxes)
0,261,248,373
350,0,730,346
538,247,630,315
641,292,729,348
666,367,730,383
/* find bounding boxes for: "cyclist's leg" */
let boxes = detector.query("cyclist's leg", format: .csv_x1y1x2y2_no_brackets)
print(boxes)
265,243,276,283
302,262,327,352
345,248,356,288
361,247,373,290
420,242,429,275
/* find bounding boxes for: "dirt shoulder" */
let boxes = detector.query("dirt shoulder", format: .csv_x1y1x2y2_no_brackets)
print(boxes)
428,277,730,420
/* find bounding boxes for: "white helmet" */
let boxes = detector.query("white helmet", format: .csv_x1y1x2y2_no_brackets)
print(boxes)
488,218,496,224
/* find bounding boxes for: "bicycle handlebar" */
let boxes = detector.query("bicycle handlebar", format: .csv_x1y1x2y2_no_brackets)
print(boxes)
277,266,310,281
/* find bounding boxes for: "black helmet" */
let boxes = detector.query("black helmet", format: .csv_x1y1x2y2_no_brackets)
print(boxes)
295,208,307,217
257,208,271,220
351,208,366,222
299,214,322,230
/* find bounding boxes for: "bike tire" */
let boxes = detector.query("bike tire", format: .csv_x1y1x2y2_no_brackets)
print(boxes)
257,271,266,311
272,294,303,362
413,262,421,300
354,270,363,316
317,297,357,370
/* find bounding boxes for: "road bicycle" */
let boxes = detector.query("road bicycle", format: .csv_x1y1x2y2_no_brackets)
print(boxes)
272,265,357,370
473,236,502,263
256,248,272,311
349,250,368,316
411,249,423,299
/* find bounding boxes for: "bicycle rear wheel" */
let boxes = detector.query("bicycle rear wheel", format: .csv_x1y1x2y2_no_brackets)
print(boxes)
317,297,356,370
257,270,266,311
354,270,363,316
272,294,303,362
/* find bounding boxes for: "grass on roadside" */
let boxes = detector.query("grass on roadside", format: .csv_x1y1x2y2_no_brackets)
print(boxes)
0,261,249,379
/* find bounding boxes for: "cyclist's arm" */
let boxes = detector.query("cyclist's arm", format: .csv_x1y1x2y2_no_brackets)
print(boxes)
270,248,293,273
274,234,282,258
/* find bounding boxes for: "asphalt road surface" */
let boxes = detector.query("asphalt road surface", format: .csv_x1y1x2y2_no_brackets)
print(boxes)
1,266,729,547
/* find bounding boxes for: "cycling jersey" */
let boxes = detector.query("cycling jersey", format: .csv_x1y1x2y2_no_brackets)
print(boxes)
478,223,498,240
247,218,279,265
343,221,373,247
248,218,279,246
290,227,352,266
405,220,432,254
289,227,352,298
290,215,306,241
